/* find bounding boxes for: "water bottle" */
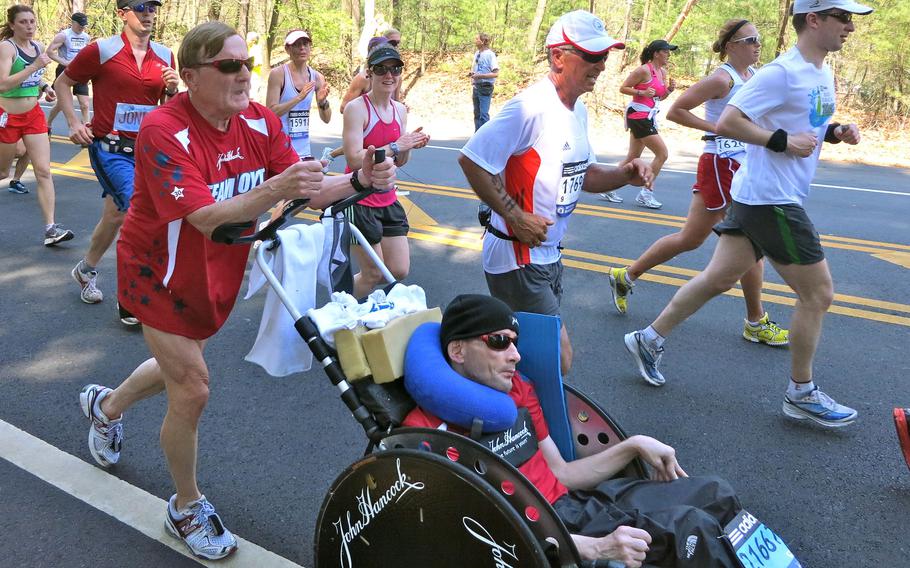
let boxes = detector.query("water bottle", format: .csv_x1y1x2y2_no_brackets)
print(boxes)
108,129,120,153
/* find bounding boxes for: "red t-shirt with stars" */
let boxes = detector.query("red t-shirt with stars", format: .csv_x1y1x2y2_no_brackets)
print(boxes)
117,93,299,339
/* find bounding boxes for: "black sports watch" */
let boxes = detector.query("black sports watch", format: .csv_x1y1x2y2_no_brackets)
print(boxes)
389,142,400,158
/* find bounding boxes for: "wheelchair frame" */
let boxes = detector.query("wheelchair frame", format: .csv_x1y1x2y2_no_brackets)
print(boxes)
215,194,645,567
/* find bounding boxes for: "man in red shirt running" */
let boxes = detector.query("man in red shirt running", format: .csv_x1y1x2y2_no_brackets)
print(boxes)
55,0,178,324
404,294,743,567
76,21,395,560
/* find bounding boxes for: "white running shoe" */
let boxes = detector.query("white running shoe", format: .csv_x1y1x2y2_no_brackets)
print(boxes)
80,384,123,467
635,189,662,209
599,191,623,203
165,495,239,560
72,262,104,304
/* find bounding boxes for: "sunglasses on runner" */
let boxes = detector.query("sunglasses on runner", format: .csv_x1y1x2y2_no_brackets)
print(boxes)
124,3,158,13
819,10,853,24
479,333,518,351
370,64,403,76
387,39,400,47
193,57,255,73
561,47,609,64
730,35,761,45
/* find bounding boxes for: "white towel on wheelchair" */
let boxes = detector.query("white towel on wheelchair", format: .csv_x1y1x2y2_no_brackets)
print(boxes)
307,284,428,348
244,223,327,377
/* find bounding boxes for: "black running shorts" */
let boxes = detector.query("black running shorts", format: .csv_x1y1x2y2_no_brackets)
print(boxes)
713,201,825,265
350,200,409,246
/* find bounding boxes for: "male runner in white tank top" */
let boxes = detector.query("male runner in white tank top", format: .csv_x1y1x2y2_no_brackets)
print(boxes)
46,12,91,125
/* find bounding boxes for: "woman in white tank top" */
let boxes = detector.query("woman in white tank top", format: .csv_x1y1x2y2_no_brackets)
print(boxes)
265,30,331,158
607,19,789,347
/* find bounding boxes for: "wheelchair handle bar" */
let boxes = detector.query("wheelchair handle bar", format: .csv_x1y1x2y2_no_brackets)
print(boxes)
211,149,386,245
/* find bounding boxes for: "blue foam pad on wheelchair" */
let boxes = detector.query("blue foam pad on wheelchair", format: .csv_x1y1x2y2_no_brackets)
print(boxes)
514,312,575,462
404,322,518,433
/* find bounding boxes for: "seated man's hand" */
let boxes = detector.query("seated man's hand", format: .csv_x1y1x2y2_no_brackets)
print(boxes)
574,526,651,567
631,435,688,481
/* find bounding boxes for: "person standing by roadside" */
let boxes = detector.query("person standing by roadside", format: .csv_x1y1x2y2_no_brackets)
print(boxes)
266,30,331,159
470,32,499,131
55,0,178,323
46,12,91,128
0,4,75,245
623,0,870,431
76,21,396,560
606,19,789,349
601,39,676,208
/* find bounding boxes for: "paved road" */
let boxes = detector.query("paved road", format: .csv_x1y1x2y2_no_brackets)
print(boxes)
1,120,908,567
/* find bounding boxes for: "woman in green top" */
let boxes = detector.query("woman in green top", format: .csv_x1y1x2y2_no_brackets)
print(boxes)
0,4,73,245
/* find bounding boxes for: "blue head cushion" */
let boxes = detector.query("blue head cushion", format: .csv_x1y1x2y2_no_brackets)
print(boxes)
404,322,517,433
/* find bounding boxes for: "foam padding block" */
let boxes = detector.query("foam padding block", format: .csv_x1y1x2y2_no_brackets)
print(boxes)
335,325,371,381
361,308,442,383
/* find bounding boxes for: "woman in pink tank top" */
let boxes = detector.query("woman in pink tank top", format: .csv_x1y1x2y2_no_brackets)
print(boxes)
602,39,677,209
341,43,430,297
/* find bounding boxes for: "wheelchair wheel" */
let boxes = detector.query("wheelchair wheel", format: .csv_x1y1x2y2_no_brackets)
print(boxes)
314,447,551,567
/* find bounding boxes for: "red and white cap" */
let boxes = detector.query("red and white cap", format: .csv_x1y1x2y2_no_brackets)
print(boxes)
545,10,625,54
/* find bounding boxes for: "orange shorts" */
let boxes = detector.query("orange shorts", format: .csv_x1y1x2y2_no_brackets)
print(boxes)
692,153,740,211
0,103,47,144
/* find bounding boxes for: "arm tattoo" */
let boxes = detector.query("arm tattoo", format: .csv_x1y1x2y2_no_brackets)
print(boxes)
490,173,518,213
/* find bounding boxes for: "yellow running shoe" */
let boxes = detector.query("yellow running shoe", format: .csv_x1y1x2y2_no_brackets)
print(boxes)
607,267,633,314
743,312,789,346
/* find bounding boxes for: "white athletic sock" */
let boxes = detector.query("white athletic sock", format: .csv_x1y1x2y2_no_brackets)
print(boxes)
623,270,634,286
641,326,665,349
787,379,815,400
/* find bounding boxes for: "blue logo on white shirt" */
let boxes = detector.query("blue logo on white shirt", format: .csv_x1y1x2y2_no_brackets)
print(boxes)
808,85,835,127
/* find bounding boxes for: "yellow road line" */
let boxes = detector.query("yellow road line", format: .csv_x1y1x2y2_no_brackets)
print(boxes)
47,160,909,324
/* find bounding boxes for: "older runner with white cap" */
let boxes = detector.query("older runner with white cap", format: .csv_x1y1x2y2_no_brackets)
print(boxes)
458,10,653,376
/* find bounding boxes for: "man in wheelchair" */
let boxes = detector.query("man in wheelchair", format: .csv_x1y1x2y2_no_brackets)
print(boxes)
403,294,743,567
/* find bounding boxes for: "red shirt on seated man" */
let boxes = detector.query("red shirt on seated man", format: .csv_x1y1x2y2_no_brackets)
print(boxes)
403,294,743,568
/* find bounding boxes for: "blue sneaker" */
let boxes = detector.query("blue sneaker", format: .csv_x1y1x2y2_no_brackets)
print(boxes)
782,388,857,428
8,180,27,194
623,331,665,386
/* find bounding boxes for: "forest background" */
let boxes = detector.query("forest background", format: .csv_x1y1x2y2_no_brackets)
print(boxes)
32,0,910,166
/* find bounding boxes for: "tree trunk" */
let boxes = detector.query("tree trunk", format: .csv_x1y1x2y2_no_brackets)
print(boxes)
208,0,222,21
526,0,547,53
775,0,793,57
665,0,697,42
357,0,376,59
392,0,401,31
238,0,250,37
265,0,283,75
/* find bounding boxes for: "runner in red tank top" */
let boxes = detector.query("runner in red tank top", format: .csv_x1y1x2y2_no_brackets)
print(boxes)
341,43,430,297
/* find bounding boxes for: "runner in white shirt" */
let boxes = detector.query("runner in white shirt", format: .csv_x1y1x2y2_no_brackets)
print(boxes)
624,0,870,430
460,10,652,376
608,19,789,350
46,12,91,125
266,30,331,159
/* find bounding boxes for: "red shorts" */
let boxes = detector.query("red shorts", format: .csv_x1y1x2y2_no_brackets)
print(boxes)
0,103,47,143
692,153,740,211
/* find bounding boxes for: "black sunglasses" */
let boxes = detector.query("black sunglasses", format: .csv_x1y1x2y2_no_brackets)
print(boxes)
387,39,400,47
818,10,853,24
370,64,403,76
123,3,158,13
479,333,518,351
192,58,255,74
561,47,609,64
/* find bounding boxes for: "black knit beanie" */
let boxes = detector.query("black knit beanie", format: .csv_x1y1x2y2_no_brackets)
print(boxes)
440,294,519,351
